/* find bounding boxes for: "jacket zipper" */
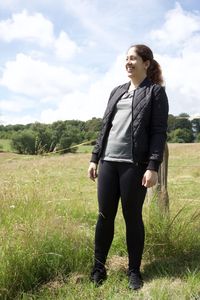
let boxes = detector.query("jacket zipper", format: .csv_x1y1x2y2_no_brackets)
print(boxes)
131,90,137,165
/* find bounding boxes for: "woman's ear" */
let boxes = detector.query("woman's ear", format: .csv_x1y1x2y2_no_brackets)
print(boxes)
144,60,150,70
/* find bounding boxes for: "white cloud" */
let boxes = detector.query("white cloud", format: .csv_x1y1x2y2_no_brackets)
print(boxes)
1,1,200,125
157,51,200,115
0,97,34,112
0,53,88,98
40,53,127,122
41,91,88,123
0,10,79,60
0,51,127,124
1,114,37,125
55,31,80,60
60,0,174,79
150,3,200,116
64,0,162,52
150,2,200,48
0,10,54,47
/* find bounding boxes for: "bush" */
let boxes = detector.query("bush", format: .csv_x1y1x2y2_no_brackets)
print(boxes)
31,123,55,154
168,128,194,143
11,130,36,154
57,136,73,154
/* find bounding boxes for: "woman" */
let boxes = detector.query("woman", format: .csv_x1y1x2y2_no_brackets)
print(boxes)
88,44,169,290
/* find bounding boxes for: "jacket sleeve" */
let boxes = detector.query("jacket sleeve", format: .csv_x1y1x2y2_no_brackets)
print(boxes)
147,85,169,172
90,86,118,164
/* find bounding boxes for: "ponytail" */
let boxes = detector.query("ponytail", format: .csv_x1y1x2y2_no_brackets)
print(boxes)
147,59,164,86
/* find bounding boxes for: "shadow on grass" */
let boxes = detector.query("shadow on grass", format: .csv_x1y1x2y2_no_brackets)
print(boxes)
143,248,200,281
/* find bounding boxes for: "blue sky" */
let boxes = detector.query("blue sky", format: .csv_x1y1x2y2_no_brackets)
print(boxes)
0,0,200,124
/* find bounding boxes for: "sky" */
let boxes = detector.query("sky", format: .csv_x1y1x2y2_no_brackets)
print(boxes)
0,0,200,125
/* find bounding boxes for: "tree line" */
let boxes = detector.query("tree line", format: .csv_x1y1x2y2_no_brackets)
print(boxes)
0,113,199,155
0,118,102,154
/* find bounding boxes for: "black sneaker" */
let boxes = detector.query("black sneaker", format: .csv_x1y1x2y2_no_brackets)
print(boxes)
90,267,107,286
128,271,143,290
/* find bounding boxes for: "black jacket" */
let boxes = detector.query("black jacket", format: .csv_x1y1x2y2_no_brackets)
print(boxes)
90,77,169,171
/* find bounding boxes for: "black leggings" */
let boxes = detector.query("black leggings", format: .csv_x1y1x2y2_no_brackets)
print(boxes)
94,160,147,272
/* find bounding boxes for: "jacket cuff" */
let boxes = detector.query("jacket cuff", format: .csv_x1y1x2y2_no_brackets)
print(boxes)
146,160,160,172
90,153,99,164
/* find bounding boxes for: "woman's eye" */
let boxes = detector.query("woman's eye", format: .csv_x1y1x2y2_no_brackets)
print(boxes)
127,57,134,60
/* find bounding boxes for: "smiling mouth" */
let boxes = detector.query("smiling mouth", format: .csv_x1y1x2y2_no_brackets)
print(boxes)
127,67,134,72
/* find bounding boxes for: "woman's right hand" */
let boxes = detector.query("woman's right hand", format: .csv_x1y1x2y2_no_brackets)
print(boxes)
88,162,98,181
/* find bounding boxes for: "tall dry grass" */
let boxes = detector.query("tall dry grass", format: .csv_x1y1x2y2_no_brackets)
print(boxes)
0,144,199,299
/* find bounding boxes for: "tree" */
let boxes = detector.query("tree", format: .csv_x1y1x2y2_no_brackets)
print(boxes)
174,113,192,131
167,114,176,132
168,128,194,143
196,132,200,142
85,118,102,132
167,113,194,143
84,117,102,144
191,118,200,136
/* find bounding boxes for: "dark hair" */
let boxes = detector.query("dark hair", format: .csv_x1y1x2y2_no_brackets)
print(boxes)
128,44,164,85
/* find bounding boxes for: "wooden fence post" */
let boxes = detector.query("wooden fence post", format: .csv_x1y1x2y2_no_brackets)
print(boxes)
147,143,169,213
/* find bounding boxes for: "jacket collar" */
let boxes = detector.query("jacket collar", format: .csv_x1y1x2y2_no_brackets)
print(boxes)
126,77,151,91
108,77,151,114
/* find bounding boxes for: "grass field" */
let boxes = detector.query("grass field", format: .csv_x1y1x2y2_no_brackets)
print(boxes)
0,139,12,152
0,144,200,299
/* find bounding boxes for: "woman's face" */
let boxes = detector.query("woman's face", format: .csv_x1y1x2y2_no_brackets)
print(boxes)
125,47,149,80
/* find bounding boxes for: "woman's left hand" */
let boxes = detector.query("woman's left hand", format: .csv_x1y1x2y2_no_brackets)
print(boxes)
142,170,158,188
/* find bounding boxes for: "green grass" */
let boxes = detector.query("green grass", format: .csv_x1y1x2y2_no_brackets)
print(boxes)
77,145,93,153
0,144,200,299
0,139,12,152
